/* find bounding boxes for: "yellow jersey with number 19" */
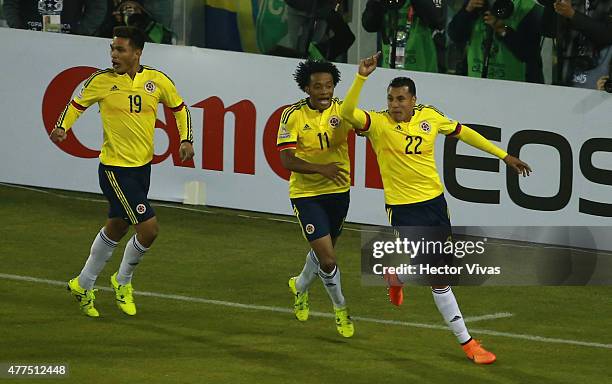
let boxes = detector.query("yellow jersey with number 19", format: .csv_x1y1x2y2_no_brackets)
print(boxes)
55,65,192,167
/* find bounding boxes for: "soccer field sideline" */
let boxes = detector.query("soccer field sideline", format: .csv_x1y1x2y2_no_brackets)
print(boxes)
2,272,611,350
3,183,609,257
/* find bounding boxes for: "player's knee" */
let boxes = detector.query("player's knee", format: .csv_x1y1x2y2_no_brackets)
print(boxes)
104,222,129,242
146,223,159,242
120,225,130,238
319,259,337,274
431,285,449,290
136,220,159,247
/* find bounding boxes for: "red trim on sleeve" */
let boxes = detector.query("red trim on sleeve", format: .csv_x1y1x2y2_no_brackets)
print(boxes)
448,123,462,136
277,142,297,151
355,111,371,133
170,102,185,112
71,100,86,111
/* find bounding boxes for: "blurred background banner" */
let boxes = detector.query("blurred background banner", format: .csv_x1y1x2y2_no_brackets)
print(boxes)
256,0,288,54
204,0,260,53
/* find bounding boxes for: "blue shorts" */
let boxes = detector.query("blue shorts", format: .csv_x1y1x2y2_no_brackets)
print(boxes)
386,194,453,275
290,191,350,242
98,163,155,225
385,193,451,229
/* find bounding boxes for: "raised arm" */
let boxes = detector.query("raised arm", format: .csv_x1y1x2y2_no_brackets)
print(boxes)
340,52,380,131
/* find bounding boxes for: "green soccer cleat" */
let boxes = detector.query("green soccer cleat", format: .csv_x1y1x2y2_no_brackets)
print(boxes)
110,272,136,316
288,276,309,322
334,306,354,338
67,277,99,317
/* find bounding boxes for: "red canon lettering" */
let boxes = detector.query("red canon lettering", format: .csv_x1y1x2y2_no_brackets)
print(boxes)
42,66,100,158
192,96,256,174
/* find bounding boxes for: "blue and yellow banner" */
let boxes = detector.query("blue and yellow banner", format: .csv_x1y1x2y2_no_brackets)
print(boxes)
205,0,288,54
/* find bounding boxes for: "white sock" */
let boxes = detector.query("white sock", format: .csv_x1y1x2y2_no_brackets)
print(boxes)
432,286,471,344
78,228,118,290
116,235,148,285
319,265,346,308
295,249,320,293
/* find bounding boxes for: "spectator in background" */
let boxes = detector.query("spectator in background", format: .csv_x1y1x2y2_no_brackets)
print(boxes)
448,0,544,83
362,0,447,73
140,0,172,32
281,0,355,61
99,0,173,44
285,0,335,55
0,2,6,27
596,75,610,90
542,0,612,89
3,0,106,35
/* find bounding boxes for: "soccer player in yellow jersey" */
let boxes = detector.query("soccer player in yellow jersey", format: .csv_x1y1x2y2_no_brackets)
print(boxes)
340,53,532,363
277,60,355,337
50,26,194,318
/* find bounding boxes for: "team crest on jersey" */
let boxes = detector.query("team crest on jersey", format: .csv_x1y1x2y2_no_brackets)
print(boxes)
144,81,156,94
305,224,315,235
279,124,291,139
77,86,85,99
328,115,341,128
136,204,147,214
420,121,431,133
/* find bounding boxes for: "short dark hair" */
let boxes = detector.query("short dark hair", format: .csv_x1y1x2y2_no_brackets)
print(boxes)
388,77,416,97
293,59,341,91
113,26,146,50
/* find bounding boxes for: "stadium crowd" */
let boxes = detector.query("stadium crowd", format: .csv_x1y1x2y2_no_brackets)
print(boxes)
1,0,609,88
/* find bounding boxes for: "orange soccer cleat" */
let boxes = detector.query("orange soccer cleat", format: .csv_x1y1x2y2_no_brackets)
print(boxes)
384,272,404,306
462,339,497,364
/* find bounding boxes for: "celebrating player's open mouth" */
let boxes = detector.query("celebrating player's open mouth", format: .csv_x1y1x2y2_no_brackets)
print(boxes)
318,97,331,107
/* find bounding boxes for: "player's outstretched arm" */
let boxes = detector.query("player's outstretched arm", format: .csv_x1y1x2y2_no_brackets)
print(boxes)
454,126,532,177
280,149,348,186
503,154,532,177
340,52,380,130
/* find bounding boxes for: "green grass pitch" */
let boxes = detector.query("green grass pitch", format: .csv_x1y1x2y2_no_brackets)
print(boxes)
1,184,610,383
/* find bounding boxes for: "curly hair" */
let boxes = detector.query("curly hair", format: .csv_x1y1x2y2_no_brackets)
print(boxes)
293,59,341,91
